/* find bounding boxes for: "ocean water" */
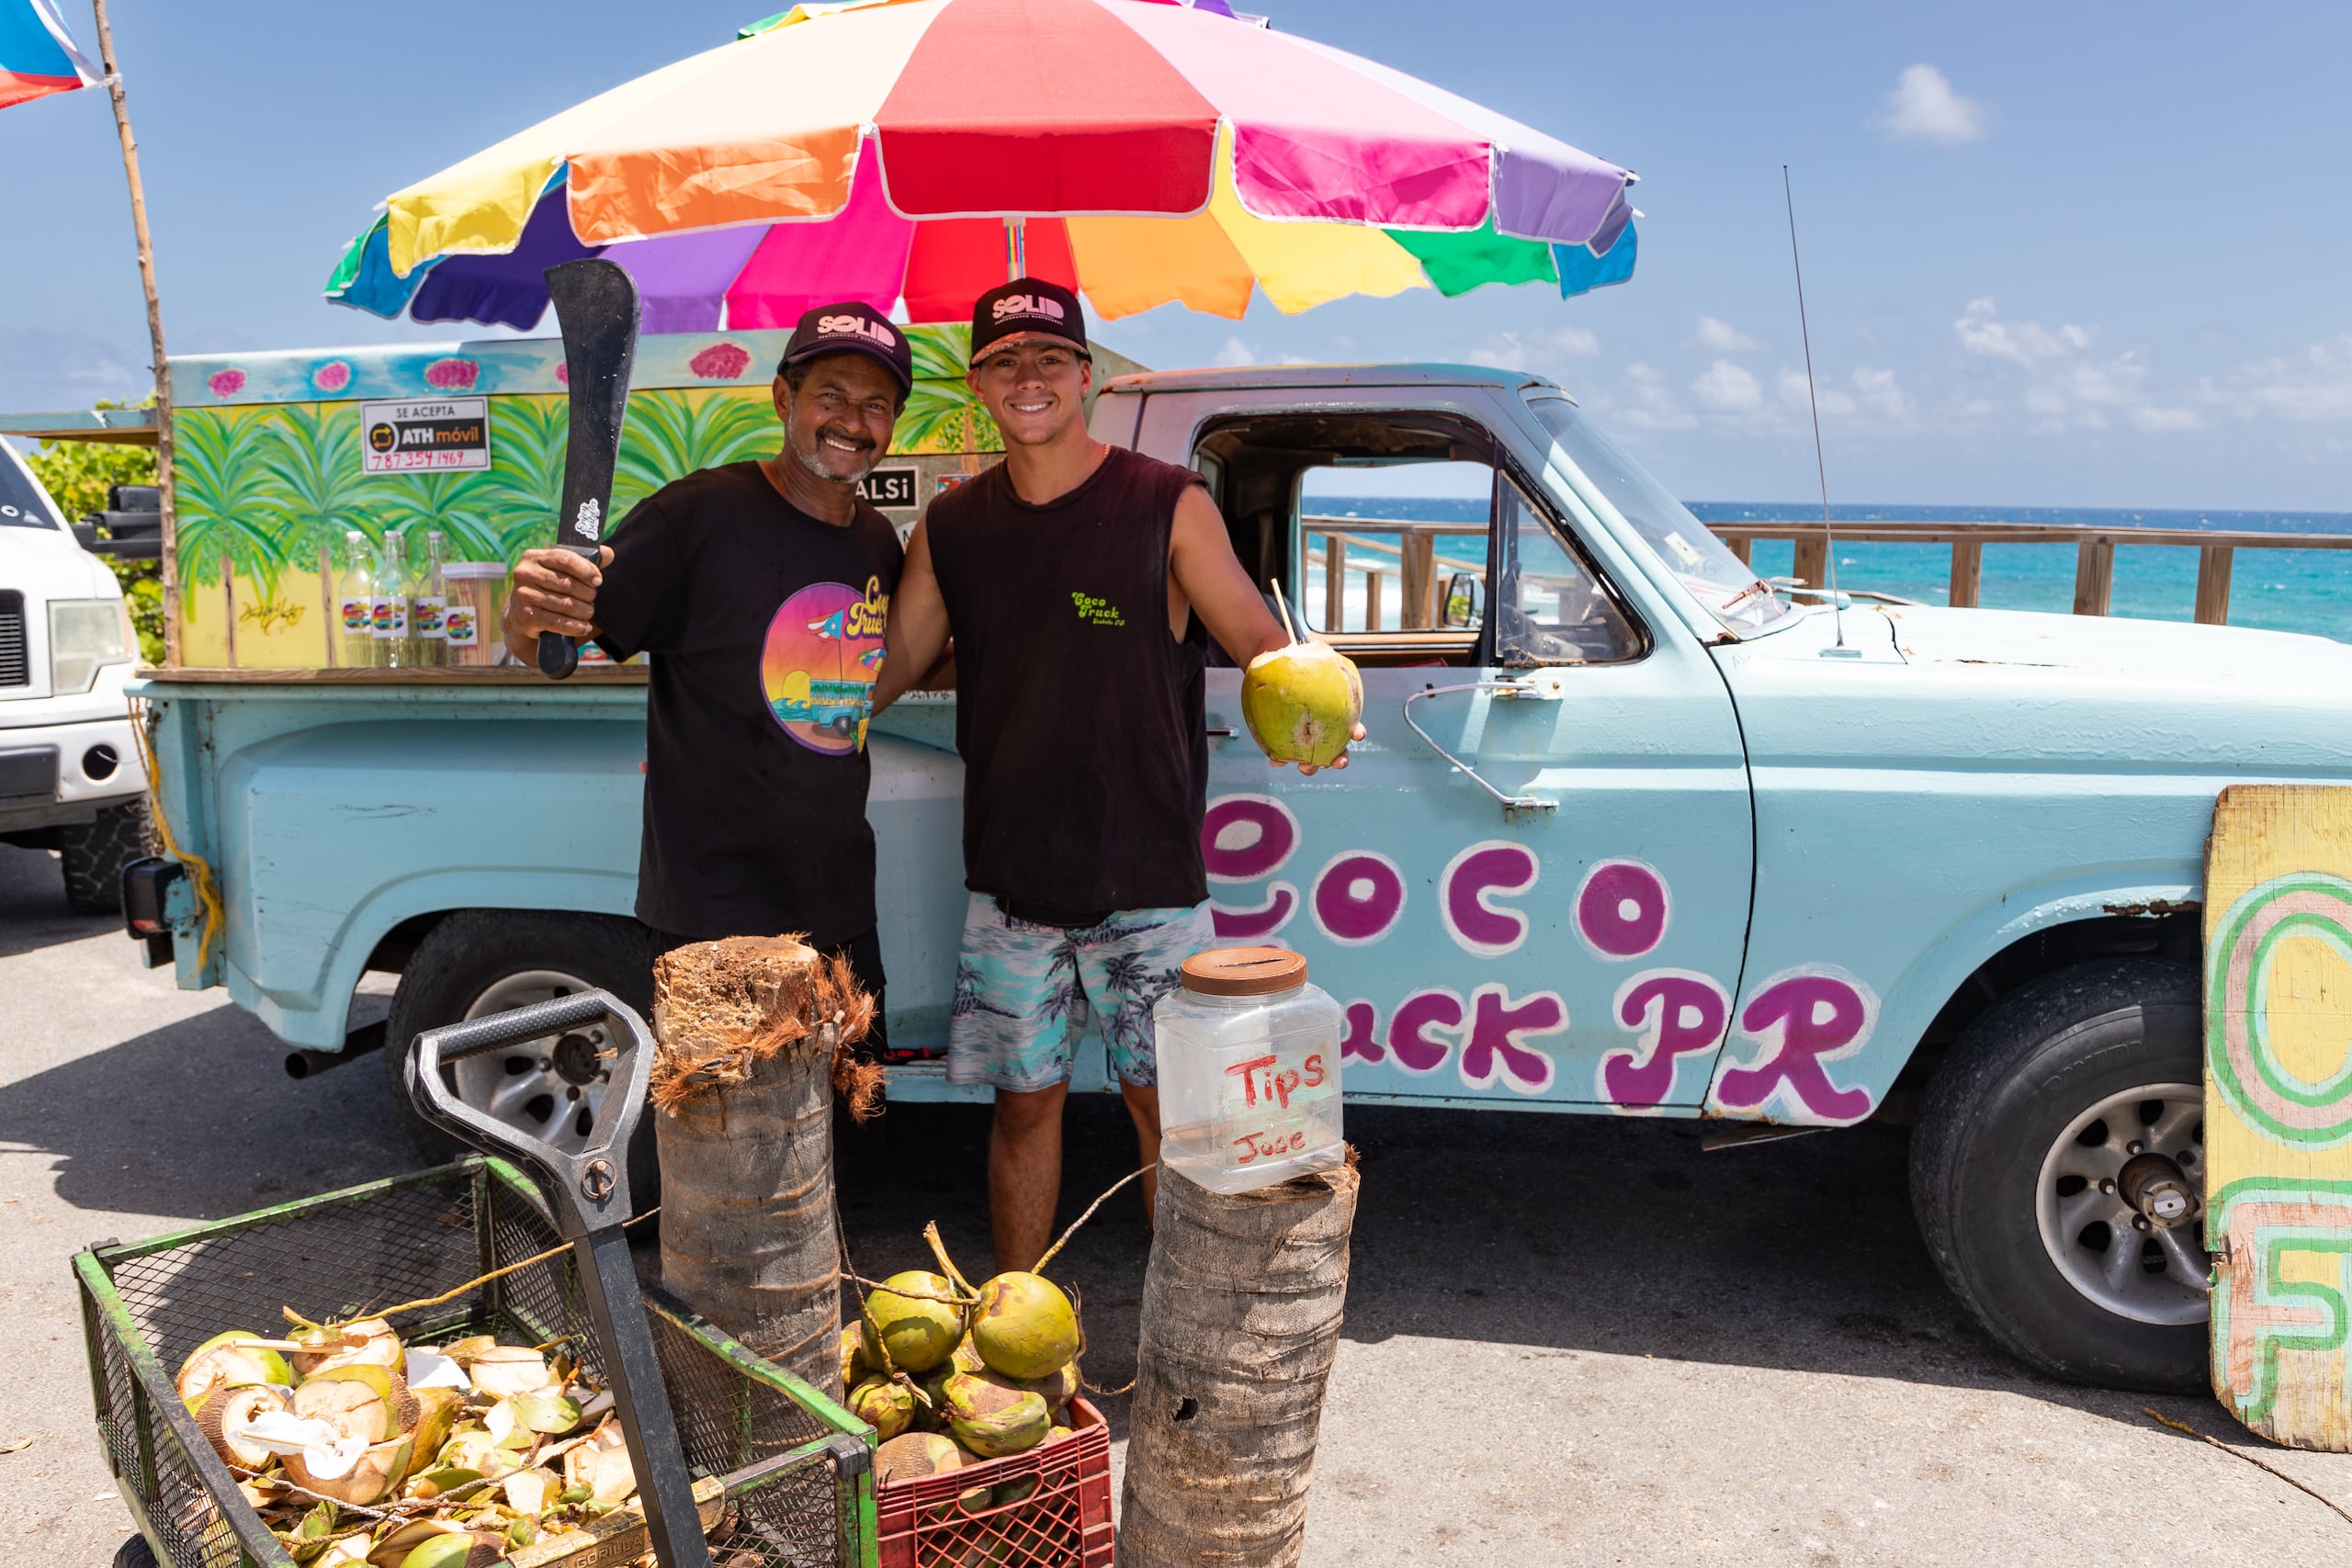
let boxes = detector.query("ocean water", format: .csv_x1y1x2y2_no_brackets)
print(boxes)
1305,497,2352,643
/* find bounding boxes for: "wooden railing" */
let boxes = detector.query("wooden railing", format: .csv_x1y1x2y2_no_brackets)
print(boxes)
1303,517,1486,632
1712,520,2352,625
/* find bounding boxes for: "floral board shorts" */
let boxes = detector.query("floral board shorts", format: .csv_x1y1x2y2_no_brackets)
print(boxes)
945,895,1216,1092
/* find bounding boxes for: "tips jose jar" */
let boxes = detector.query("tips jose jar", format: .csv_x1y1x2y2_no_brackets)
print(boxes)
1152,946,1344,1195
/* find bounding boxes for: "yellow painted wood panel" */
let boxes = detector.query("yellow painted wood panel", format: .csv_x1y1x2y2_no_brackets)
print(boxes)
2205,784,2352,1450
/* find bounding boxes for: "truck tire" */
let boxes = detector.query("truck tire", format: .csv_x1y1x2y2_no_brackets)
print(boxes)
58,801,150,915
384,910,659,1210
1910,957,2207,1392
113,1537,160,1568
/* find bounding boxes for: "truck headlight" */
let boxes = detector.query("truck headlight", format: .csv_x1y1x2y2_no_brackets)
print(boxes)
50,598,130,694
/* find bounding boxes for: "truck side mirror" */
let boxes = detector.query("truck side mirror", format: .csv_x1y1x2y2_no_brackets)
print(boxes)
1442,571,1486,628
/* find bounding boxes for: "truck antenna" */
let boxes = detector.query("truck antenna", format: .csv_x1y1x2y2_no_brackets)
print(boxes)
1781,164,1848,651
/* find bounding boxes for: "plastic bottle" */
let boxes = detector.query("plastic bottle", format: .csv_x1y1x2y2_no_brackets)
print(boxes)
372,528,410,668
412,531,449,667
336,531,375,670
1151,947,1345,1194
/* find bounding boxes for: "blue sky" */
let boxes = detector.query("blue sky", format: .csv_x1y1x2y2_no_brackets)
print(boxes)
7,0,2350,509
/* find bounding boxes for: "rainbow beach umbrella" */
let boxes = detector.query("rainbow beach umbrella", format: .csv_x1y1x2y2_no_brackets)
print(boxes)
327,0,1638,333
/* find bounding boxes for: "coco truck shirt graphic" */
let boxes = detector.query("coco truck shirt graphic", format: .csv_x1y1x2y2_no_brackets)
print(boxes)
761,577,888,755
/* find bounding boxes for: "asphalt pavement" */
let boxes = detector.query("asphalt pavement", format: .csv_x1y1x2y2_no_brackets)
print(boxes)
5,839,2351,1566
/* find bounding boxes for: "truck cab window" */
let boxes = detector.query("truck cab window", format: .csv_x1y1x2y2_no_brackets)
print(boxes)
1494,473,1641,666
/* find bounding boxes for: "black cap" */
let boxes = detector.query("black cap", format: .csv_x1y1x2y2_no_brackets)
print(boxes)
779,302,913,393
969,277,1091,365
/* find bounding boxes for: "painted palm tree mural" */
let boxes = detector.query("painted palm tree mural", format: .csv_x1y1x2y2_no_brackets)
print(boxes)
173,409,288,606
163,324,1034,665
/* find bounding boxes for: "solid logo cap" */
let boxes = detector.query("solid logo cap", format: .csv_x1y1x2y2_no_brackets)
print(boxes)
969,277,1091,365
779,301,913,393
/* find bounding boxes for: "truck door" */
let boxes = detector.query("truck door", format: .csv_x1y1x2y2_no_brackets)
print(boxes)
1134,386,1755,1111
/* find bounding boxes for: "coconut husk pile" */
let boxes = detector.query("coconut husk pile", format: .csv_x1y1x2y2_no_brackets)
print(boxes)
176,1315,652,1566
648,934,881,1121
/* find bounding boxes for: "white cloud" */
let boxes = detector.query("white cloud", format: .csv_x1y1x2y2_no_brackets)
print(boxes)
1780,368,1852,418
1692,359,1763,412
1694,316,1763,353
2200,336,2352,423
1466,325,1600,373
1613,363,1696,431
2130,405,2202,433
1875,63,1989,145
1954,299,2091,365
1214,337,1258,367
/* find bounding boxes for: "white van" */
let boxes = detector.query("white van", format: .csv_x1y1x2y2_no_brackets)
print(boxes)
0,437,148,910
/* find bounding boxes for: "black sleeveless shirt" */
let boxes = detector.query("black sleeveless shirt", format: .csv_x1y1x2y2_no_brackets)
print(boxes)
925,446,1209,912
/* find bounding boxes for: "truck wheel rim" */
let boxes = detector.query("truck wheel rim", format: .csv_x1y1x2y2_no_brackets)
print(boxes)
2033,1081,2209,1326
449,969,615,1156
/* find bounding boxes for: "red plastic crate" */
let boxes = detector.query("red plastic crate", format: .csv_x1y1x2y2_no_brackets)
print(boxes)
876,1396,1114,1568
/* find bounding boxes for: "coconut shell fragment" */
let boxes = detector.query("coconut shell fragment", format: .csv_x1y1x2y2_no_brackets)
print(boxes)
175,1332,294,1409
291,1365,400,1445
195,1383,288,1470
286,1433,413,1506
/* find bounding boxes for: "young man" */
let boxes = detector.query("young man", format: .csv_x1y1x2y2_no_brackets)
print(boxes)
874,278,1357,1270
505,302,911,1023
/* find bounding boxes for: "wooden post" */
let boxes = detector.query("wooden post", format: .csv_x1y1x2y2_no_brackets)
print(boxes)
1723,535,1752,568
2195,544,2235,626
1400,532,1436,630
1117,1162,1359,1568
1321,533,1346,633
1363,569,1383,632
650,935,858,1396
89,0,179,667
1948,541,1983,608
1791,535,1827,590
2072,537,2114,616
2204,785,2352,1450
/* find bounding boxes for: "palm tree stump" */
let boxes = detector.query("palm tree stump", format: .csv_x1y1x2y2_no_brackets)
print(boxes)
1117,1159,1361,1568
650,934,865,1397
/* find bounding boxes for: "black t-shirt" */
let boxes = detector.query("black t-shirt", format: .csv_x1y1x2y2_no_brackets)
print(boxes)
594,461,901,946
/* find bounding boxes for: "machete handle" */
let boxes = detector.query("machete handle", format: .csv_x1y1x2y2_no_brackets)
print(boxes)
427,990,614,1065
537,630,579,680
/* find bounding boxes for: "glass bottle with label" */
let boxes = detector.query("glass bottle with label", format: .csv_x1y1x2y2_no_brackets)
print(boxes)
412,530,449,666
337,531,375,670
373,528,410,667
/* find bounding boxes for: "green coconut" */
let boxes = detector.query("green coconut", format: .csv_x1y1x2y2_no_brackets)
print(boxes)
968,1273,1080,1381
874,1431,964,1489
1240,637,1362,769
1016,1362,1079,1413
860,1271,967,1374
839,1324,869,1391
943,1371,1050,1460
848,1376,918,1443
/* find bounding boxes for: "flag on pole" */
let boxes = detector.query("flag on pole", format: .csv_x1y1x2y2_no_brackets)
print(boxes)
0,0,99,111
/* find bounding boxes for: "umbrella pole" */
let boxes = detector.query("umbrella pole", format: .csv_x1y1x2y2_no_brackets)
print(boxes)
88,0,179,667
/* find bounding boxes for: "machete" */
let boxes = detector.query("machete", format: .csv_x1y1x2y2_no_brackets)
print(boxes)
539,258,640,679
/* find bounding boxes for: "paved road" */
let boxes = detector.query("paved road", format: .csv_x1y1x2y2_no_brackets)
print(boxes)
6,839,2351,1566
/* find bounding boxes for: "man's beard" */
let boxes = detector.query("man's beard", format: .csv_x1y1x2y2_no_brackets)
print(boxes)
789,423,878,482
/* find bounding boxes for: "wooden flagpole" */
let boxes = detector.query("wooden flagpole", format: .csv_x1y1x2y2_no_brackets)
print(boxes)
86,0,179,665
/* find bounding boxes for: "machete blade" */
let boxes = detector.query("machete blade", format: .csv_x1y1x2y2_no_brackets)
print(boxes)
540,258,640,679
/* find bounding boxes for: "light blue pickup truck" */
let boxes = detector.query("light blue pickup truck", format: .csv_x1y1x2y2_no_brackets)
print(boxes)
125,361,2352,1394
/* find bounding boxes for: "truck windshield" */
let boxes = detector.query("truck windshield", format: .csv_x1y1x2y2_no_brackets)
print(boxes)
1522,395,1793,636
0,443,62,529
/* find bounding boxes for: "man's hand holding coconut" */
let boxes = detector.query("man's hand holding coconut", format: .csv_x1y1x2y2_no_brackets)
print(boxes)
873,277,1363,1272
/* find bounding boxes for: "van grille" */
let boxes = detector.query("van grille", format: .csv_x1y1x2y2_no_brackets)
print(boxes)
0,592,24,686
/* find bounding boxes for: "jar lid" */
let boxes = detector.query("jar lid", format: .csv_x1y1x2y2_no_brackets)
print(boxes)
1180,946,1306,997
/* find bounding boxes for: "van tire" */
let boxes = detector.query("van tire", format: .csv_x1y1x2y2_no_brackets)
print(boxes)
383,910,659,1211
59,801,149,914
1910,957,2207,1393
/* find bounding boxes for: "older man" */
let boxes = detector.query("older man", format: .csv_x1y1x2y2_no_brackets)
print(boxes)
506,301,912,1021
874,278,1355,1269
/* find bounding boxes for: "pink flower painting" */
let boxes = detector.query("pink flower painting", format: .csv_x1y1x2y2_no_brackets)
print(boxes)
424,357,481,390
312,360,353,394
689,343,752,380
206,368,246,398
555,361,570,387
